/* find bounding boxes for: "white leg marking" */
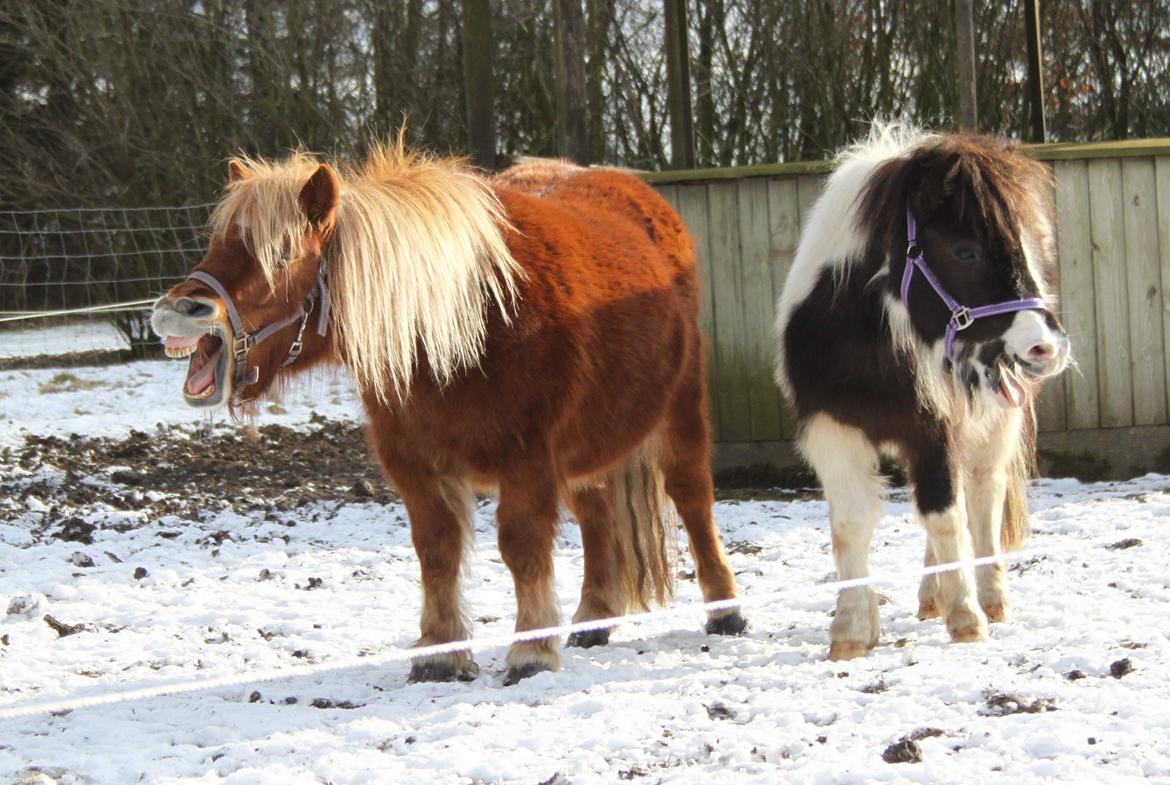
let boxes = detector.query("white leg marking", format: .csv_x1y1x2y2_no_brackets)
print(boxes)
801,414,884,659
919,487,988,642
963,409,1021,620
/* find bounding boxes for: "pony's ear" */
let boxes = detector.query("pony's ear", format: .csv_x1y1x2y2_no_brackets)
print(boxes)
299,163,340,230
227,159,251,183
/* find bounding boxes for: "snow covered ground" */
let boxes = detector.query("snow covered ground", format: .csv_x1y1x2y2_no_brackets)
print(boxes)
2,336,1170,784
0,321,130,359
0,358,361,449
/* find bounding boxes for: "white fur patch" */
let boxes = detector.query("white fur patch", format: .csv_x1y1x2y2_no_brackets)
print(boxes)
1002,311,1070,377
774,123,938,395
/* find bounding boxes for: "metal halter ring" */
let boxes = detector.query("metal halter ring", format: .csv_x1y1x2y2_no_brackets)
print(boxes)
950,307,974,331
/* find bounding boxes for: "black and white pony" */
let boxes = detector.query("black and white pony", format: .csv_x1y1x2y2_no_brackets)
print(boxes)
774,126,1071,661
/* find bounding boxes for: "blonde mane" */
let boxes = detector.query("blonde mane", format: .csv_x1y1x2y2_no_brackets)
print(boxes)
209,139,522,402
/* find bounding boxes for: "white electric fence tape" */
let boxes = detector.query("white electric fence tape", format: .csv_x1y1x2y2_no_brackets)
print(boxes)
0,543,1081,721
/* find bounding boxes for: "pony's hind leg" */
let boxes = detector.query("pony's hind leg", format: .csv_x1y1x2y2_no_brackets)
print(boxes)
395,472,478,683
660,356,745,636
497,461,562,684
907,440,988,644
565,484,623,648
801,415,884,660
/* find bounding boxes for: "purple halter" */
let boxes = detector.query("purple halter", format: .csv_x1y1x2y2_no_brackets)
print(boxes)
185,262,331,395
900,205,1045,362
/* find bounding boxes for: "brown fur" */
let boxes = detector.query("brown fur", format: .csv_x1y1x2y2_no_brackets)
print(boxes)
156,151,743,683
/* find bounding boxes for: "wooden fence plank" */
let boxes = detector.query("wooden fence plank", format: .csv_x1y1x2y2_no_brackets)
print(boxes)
795,174,825,233
673,184,720,440
1035,172,1068,433
1088,159,1134,427
705,181,753,441
651,156,1170,454
767,177,802,438
1053,160,1100,430
1120,159,1167,425
657,184,678,210
735,178,783,440
1156,157,1170,426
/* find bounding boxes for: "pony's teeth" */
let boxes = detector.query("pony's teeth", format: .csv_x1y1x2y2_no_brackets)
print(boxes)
165,344,198,359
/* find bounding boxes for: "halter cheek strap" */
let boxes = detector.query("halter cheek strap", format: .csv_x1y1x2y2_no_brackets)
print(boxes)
901,205,1046,361
185,262,331,396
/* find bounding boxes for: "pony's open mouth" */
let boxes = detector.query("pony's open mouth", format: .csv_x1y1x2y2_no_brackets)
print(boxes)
992,360,1028,409
164,328,230,407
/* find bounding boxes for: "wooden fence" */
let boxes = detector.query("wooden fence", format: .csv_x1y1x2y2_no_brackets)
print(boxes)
645,139,1170,476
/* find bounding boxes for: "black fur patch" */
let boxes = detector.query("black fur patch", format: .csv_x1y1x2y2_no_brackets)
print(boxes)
782,135,1067,518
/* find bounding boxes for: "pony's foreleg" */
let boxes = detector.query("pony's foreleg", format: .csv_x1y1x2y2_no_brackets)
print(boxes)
908,444,988,644
917,546,940,619
962,409,1023,622
661,357,745,636
396,472,477,682
565,484,622,648
801,415,884,660
497,463,562,685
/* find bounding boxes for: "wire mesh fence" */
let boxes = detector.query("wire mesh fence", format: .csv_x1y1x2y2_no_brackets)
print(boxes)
0,203,212,361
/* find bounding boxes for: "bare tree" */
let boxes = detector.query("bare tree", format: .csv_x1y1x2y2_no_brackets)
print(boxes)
555,0,591,163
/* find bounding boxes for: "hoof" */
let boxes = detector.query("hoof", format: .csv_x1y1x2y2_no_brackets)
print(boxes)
828,640,871,661
982,604,1006,623
567,628,610,648
408,658,479,683
705,610,748,636
917,600,940,620
503,661,552,686
949,624,986,644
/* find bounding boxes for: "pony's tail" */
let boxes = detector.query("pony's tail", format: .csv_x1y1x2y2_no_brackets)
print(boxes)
1001,402,1036,551
606,438,678,612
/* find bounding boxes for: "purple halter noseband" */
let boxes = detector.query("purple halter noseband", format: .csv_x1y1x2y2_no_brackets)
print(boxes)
185,260,331,396
900,205,1045,362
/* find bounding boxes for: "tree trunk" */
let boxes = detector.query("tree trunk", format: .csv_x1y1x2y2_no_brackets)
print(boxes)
461,0,497,169
585,0,613,163
1024,0,1047,141
664,0,694,168
554,0,590,163
955,0,978,131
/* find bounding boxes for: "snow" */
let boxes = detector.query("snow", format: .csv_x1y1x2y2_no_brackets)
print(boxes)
0,322,129,359
3,334,1170,784
0,360,361,449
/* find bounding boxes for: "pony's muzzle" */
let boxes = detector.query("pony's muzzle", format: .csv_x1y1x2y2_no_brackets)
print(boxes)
1004,311,1070,379
150,295,222,339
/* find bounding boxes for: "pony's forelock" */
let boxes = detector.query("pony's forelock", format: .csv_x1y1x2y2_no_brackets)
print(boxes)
209,151,320,286
207,141,522,403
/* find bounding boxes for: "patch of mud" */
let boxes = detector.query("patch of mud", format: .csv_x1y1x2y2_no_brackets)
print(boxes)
0,419,397,531
0,345,165,371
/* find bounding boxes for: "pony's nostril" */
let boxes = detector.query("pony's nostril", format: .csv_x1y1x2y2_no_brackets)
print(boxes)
1027,342,1056,361
174,297,214,319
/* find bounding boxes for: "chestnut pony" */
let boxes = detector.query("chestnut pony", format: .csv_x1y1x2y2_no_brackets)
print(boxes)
151,143,746,684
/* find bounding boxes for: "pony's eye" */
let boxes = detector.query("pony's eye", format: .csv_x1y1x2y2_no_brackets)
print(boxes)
953,241,983,264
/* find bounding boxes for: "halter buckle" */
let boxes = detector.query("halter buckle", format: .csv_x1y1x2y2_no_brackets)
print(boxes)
950,307,973,331
232,333,254,359
906,243,921,259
